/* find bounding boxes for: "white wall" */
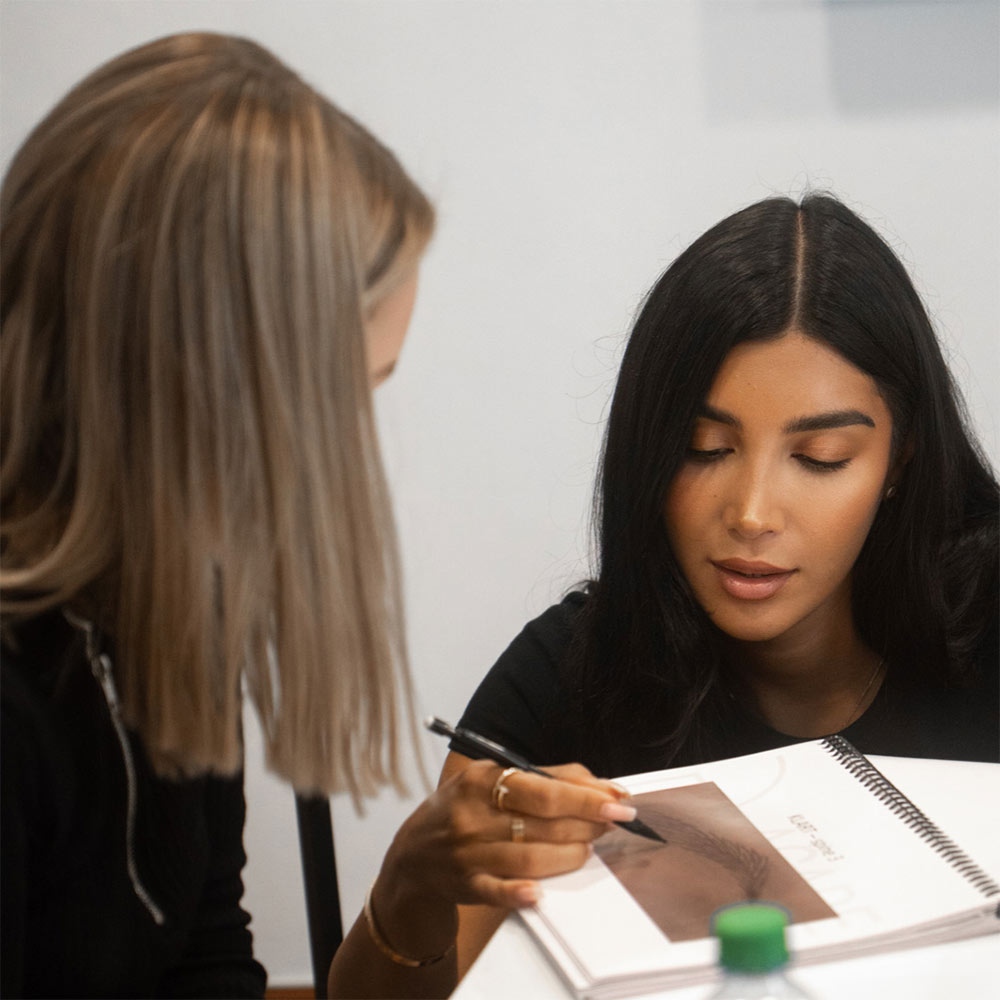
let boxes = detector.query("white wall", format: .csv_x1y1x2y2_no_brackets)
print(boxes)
2,0,996,987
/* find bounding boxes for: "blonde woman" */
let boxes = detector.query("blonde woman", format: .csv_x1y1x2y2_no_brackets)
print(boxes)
1,33,434,997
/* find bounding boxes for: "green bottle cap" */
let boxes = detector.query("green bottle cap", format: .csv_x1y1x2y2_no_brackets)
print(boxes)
712,903,790,973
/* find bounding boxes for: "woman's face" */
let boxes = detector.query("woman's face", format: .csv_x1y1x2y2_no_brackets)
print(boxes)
665,331,896,649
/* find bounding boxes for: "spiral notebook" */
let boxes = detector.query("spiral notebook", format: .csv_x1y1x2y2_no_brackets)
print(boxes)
519,737,1000,1000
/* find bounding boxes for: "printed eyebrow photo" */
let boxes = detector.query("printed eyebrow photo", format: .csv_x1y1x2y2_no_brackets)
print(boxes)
595,783,836,942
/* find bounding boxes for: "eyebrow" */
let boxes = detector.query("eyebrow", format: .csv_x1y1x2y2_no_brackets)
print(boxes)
698,404,876,433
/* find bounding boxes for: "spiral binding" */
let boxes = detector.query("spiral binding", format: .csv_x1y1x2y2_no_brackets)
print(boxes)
821,735,1000,899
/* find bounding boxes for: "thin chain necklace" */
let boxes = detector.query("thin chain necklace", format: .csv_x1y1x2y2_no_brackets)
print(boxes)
841,658,885,731
728,656,886,733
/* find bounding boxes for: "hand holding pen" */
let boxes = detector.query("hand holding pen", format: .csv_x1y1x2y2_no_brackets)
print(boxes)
364,718,663,966
425,717,665,844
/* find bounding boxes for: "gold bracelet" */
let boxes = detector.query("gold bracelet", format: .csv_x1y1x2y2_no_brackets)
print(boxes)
363,881,456,968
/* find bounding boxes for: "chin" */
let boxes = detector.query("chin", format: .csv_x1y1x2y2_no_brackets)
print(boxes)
705,607,799,644
720,624,792,644
719,626,785,642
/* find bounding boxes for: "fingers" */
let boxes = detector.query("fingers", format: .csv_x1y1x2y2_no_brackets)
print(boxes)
448,758,636,828
495,812,606,845
494,767,637,826
382,756,635,916
477,839,593,880
546,762,632,800
459,837,602,909
466,871,541,910
462,839,596,909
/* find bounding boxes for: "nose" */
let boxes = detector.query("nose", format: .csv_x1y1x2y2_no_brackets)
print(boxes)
724,463,784,540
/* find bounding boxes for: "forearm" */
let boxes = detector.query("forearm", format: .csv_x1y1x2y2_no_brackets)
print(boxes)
325,751,626,997
327,878,459,1000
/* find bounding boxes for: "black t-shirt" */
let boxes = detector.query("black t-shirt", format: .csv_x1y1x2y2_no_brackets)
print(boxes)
456,592,1000,778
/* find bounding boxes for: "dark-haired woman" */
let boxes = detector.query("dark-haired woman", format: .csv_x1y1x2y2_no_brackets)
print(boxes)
334,194,997,998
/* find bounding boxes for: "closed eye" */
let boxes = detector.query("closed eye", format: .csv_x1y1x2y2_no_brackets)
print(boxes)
686,448,731,463
795,455,851,473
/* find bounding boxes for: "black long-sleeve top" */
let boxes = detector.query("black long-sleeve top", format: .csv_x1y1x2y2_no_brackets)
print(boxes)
1,613,267,999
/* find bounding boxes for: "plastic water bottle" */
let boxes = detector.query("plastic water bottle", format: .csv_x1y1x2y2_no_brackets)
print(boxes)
706,902,814,999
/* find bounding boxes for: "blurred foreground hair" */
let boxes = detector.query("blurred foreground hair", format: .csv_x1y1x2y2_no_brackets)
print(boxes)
1,32,434,801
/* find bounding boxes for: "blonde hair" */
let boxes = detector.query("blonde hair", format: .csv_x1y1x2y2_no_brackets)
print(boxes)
1,32,435,801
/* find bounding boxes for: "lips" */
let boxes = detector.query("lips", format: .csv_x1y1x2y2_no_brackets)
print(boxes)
711,559,796,601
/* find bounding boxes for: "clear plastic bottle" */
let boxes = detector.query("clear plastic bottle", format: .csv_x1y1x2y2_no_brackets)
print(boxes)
706,902,814,999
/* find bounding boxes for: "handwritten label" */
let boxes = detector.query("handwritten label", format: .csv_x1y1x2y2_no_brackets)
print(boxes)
789,814,844,863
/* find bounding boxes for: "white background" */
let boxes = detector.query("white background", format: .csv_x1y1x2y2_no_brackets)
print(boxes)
2,0,997,987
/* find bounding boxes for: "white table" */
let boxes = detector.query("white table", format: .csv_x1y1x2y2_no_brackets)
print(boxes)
454,756,1000,1000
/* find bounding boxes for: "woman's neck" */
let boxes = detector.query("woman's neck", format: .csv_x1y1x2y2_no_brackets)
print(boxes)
728,625,885,738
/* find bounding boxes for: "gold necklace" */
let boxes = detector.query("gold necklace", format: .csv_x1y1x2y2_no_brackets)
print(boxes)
841,658,885,731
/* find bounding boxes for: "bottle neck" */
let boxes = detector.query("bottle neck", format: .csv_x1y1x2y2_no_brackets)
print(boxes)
712,966,811,999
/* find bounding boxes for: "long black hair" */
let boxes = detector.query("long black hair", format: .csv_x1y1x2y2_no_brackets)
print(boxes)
570,194,998,772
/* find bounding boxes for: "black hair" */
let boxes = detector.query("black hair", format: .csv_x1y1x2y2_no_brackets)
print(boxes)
569,194,998,773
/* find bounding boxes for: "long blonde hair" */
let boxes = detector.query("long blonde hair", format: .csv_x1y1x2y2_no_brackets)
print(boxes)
1,32,434,801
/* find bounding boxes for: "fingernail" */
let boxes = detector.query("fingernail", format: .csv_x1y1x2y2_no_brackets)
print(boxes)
600,802,637,822
609,782,632,799
514,884,540,906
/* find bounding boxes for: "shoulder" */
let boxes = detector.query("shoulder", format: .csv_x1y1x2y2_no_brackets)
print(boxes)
954,618,1000,761
859,630,999,763
2,612,109,769
501,590,587,659
2,615,91,929
454,591,587,764
2,615,81,780
474,591,586,687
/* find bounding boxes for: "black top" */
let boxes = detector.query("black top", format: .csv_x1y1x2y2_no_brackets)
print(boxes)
456,592,1000,777
1,613,267,999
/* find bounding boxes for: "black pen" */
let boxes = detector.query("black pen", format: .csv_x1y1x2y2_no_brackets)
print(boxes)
424,716,666,844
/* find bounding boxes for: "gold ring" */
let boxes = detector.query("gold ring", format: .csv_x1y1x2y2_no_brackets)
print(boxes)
491,766,520,812
510,816,526,843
